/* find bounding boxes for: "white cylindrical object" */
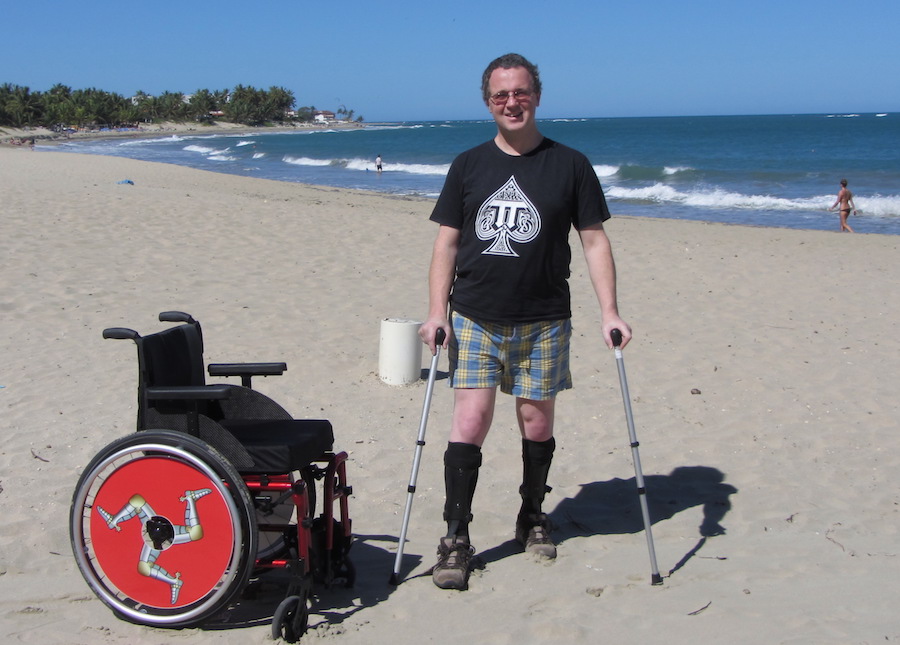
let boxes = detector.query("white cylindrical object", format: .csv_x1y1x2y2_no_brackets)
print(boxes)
379,318,424,385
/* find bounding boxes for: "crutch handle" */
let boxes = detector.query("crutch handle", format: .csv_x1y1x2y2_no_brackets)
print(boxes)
435,328,447,345
610,328,623,348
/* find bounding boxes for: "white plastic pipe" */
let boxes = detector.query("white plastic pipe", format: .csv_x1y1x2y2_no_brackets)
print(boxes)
379,318,423,385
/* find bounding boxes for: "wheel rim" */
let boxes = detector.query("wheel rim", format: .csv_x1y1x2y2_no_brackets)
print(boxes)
71,433,256,626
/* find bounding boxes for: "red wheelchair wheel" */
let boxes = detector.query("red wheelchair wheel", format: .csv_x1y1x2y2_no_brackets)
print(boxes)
70,431,258,627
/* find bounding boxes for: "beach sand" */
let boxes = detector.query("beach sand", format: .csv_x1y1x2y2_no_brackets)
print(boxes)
1,146,898,644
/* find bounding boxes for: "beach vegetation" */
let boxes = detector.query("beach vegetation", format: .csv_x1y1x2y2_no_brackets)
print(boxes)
0,82,362,130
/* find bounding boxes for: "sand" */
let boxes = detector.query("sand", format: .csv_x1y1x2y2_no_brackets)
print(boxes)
1,145,898,644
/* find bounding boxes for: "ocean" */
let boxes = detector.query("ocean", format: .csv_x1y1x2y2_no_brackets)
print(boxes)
54,113,900,235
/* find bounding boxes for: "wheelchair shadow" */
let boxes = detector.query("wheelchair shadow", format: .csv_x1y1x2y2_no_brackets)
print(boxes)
203,533,416,632
476,465,738,577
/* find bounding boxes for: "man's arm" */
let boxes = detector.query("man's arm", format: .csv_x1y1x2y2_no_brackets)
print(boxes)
420,224,460,354
578,222,632,349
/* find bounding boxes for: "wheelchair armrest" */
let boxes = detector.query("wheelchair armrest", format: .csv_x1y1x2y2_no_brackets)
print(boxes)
208,363,287,389
103,327,139,341
146,385,232,400
208,363,287,377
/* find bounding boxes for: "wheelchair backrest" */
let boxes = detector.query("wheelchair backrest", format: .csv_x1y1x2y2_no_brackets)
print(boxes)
135,321,206,430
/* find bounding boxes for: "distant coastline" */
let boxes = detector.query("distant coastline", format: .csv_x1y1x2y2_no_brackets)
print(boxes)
0,120,363,147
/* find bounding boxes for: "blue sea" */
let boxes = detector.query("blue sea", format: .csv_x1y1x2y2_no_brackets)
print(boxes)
54,113,900,235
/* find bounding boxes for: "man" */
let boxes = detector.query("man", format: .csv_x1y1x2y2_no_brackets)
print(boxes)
829,178,857,233
418,53,631,591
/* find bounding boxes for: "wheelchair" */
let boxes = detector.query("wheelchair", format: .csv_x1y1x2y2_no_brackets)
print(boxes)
69,312,354,642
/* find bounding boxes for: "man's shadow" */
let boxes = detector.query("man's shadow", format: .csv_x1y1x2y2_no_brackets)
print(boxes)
477,465,737,577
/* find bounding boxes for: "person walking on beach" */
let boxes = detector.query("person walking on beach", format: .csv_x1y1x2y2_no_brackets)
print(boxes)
829,178,857,233
376,155,383,173
418,52,631,591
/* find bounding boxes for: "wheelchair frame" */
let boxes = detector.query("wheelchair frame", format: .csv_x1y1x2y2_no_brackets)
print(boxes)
69,312,353,642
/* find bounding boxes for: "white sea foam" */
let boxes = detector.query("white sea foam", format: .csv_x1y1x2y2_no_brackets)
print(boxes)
381,161,451,176
236,140,255,147
208,155,238,162
283,156,334,167
252,152,266,159
854,194,900,217
593,164,620,177
117,135,185,146
183,144,224,154
285,155,450,176
607,184,839,212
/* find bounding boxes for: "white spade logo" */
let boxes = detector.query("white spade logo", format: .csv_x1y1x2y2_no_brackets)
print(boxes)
475,176,541,257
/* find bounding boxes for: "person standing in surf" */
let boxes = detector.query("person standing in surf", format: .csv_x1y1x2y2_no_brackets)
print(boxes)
418,53,631,590
829,178,857,233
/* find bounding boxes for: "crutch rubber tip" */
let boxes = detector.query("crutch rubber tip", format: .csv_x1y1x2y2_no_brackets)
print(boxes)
389,573,400,586
651,573,664,586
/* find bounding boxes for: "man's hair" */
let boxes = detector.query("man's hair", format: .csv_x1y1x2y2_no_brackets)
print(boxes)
481,53,542,102
840,178,848,187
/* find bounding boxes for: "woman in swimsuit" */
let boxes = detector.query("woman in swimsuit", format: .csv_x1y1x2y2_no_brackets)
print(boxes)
829,178,857,233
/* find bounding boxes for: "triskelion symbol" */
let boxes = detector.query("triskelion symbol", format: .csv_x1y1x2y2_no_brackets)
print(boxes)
96,489,212,604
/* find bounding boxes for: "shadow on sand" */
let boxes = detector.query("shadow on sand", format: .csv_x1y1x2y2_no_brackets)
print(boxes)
203,533,413,633
204,466,736,633
477,465,738,576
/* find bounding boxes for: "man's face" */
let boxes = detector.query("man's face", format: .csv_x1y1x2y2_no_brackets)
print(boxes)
486,66,540,135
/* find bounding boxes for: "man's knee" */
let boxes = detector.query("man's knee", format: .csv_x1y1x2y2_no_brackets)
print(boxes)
451,389,496,444
517,398,556,441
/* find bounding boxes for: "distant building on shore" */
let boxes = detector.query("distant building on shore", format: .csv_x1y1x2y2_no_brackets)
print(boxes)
314,110,336,124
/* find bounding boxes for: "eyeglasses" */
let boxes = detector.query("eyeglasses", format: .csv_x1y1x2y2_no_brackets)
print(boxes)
488,89,534,105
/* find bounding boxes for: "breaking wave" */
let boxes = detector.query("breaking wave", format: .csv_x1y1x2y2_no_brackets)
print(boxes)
605,183,900,217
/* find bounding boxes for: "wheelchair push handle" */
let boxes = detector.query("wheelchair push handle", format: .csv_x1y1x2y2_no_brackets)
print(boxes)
159,311,196,324
103,327,139,341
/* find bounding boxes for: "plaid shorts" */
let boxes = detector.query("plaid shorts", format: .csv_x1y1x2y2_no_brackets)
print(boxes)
448,311,573,400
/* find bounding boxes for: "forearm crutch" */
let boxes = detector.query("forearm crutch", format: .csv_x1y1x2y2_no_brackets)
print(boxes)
389,328,446,585
610,328,663,585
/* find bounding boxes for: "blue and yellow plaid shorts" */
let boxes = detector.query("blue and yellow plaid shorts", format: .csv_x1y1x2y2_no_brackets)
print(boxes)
448,311,573,400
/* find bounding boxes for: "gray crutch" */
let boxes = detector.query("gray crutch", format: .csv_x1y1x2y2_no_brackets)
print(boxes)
389,328,446,585
610,328,663,585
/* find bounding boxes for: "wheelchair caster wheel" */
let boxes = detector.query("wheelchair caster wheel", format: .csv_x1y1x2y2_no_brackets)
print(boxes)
272,593,309,642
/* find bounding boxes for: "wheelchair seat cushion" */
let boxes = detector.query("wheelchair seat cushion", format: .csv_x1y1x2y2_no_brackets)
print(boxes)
220,419,334,474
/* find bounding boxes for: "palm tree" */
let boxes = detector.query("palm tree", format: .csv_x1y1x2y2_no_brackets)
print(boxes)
3,85,42,127
267,85,296,120
189,89,216,122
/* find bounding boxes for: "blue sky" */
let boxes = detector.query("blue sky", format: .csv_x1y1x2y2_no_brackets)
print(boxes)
3,0,897,122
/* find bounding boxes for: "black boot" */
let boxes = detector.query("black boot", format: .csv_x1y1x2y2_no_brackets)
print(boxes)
433,442,481,590
516,437,556,558
443,442,482,538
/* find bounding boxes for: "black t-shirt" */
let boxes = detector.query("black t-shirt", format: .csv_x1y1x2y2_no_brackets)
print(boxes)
430,138,611,323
